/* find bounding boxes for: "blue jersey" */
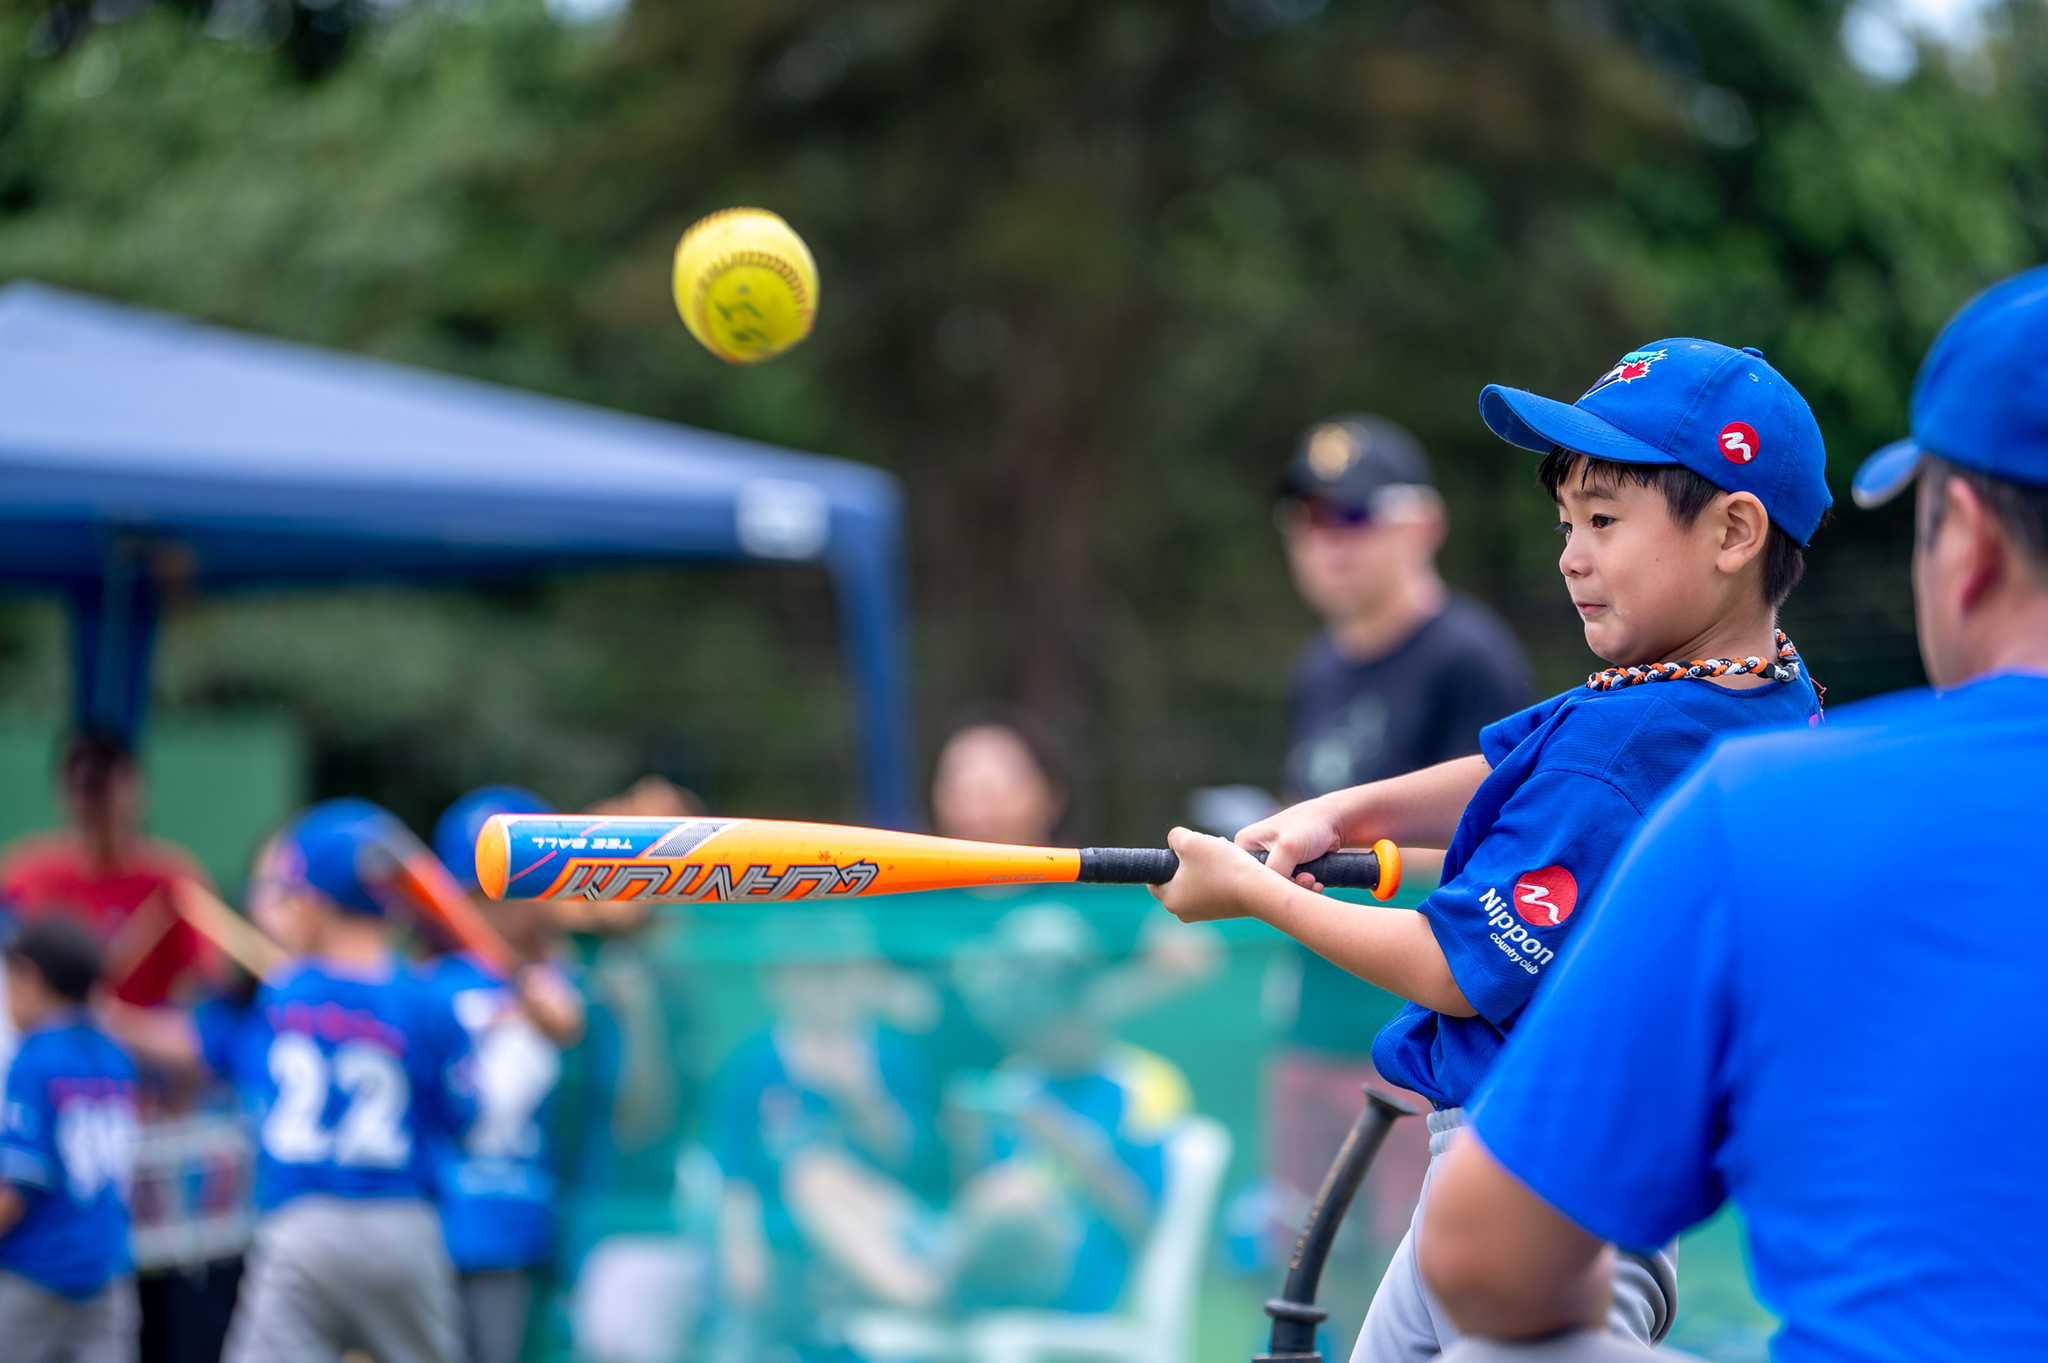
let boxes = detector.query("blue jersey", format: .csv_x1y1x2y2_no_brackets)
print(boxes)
709,1027,937,1250
424,953,561,1272
234,958,474,1210
979,1045,1191,1313
0,1016,137,1298
1374,672,1820,1107
194,993,270,1104
1473,673,2048,1363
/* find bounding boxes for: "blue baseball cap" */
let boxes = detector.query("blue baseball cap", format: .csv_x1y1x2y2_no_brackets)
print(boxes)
434,785,553,891
275,797,411,917
1479,338,1833,545
1853,265,2048,508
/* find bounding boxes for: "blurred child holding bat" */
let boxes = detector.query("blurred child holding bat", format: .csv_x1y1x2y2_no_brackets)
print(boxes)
110,796,582,1363
1153,340,1833,1361
426,786,585,1363
109,800,477,1363
217,799,480,1363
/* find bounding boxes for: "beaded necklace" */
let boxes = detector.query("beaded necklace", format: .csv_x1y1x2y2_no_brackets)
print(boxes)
1586,629,1804,692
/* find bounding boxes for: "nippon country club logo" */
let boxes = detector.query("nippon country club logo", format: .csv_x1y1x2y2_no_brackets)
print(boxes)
1478,864,1580,976
1582,348,1668,399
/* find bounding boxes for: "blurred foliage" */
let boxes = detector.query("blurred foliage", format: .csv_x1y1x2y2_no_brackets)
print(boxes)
0,0,2041,836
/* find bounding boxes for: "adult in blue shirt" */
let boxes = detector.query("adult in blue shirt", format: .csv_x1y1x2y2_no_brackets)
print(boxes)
1418,268,2048,1363
0,917,139,1363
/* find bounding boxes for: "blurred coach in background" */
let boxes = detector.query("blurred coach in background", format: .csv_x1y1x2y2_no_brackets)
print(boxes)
1265,416,1532,1258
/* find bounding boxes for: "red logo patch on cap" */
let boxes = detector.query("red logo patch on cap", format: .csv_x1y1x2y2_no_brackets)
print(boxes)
1719,421,1760,465
1513,865,1578,928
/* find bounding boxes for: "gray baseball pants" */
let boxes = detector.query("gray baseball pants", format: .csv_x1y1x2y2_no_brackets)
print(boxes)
1350,1109,1678,1363
0,1270,137,1363
1440,1332,1701,1362
223,1195,461,1363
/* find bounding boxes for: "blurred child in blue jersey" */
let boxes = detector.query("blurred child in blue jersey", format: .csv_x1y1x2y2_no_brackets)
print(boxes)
215,798,478,1363
0,917,140,1363
944,904,1194,1313
428,786,586,1363
710,908,943,1349
719,902,1197,1326
1155,340,1833,1361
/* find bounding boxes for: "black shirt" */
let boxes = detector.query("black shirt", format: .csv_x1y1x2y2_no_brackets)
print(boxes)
1278,591,1534,1055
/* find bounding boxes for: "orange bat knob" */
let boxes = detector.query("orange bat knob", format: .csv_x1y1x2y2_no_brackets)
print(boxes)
476,815,511,901
1372,839,1402,901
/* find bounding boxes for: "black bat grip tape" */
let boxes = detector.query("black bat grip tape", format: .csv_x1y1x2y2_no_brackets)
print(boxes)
1274,850,1382,890
1076,847,1383,891
1076,847,1180,883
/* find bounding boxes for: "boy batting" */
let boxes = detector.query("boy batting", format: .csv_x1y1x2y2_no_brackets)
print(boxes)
1419,265,2048,1363
1153,338,1832,1361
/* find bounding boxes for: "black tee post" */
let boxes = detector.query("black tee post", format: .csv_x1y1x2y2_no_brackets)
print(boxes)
1255,1087,1422,1363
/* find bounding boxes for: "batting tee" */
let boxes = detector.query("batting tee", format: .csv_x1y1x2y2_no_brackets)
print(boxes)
0,281,913,825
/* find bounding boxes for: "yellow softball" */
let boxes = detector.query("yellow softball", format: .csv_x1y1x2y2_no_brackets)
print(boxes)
671,208,820,365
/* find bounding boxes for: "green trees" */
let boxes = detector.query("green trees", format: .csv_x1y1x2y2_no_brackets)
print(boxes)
1,0,2039,832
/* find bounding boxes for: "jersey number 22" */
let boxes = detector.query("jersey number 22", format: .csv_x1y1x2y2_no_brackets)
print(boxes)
262,1033,412,1168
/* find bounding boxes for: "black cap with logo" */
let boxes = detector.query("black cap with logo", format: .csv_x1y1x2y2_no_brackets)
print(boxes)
1280,414,1435,508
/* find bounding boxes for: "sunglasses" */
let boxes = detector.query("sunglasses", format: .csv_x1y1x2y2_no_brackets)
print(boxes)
1278,497,1376,531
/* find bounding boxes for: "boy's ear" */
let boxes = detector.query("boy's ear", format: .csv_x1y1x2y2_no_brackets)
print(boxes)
1714,492,1771,577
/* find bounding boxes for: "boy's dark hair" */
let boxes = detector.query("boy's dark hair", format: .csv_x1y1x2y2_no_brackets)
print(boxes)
60,731,135,802
6,916,103,1002
1920,456,2048,573
1539,448,1810,608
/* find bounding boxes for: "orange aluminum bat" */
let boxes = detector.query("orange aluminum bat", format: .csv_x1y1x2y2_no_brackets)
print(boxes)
475,815,1401,905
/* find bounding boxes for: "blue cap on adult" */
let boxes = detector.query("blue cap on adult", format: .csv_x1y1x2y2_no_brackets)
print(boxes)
1852,265,2048,508
1479,338,1833,545
434,785,553,891
275,797,411,917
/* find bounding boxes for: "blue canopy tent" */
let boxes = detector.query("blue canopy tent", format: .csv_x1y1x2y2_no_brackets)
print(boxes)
0,281,913,825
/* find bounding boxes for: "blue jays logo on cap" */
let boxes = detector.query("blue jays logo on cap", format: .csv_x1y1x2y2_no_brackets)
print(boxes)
1478,338,1833,545
1581,349,1668,399
1853,264,2048,508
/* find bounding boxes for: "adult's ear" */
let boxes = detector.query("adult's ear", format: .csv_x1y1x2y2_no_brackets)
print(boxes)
1941,476,2010,614
1420,498,1450,556
1713,491,1770,576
